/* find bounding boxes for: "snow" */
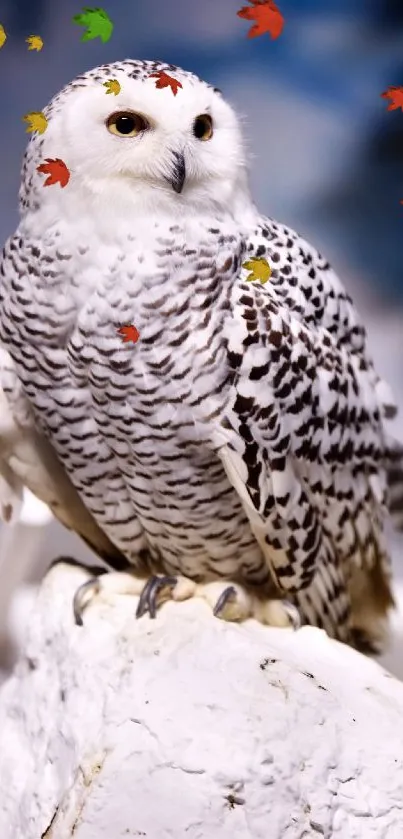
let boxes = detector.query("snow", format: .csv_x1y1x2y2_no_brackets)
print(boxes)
0,489,53,653
1,561,403,839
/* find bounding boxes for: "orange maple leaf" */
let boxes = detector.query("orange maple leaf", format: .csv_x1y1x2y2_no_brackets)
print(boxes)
381,86,403,111
237,0,284,39
117,325,140,344
149,71,183,96
36,158,70,187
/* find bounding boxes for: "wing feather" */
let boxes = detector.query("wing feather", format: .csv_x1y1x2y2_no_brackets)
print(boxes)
0,346,130,569
216,217,394,636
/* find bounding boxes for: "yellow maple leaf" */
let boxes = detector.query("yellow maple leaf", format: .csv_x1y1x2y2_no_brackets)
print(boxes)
0,24,7,48
26,34,43,51
103,79,121,96
242,257,272,284
22,111,48,134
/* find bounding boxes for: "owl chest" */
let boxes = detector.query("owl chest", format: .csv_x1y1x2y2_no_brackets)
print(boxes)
74,299,230,452
61,236,232,417
14,223,236,458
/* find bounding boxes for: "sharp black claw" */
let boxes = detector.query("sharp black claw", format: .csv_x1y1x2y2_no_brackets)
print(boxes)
73,577,101,626
136,575,178,619
213,585,237,618
282,600,302,631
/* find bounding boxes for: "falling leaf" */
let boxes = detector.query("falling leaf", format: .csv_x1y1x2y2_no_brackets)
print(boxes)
0,25,7,48
23,111,48,134
103,79,121,96
242,257,272,284
26,35,43,51
237,0,284,39
37,158,70,188
381,86,403,112
149,71,183,96
117,325,140,344
72,7,114,43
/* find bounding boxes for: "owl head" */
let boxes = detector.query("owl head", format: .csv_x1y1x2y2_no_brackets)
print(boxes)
20,59,254,222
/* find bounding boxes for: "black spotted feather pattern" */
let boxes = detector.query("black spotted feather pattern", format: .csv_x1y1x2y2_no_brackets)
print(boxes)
0,56,398,647
218,217,395,639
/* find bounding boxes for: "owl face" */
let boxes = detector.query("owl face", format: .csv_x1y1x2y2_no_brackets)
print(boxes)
30,61,251,219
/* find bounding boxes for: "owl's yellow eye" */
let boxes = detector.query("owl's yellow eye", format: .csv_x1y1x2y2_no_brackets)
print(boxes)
192,114,213,141
106,111,149,137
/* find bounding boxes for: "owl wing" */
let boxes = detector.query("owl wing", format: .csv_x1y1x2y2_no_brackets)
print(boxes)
214,216,394,609
0,346,129,568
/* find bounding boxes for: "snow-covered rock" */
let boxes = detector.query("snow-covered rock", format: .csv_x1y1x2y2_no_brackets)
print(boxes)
0,489,53,659
1,561,403,839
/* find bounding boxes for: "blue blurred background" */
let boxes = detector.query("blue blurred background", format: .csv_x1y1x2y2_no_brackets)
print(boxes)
0,0,403,304
0,0,403,678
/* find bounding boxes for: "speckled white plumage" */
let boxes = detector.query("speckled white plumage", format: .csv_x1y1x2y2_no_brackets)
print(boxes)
0,59,400,646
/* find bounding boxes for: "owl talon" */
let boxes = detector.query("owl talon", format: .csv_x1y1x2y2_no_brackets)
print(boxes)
213,585,237,618
206,581,302,627
72,569,148,625
73,576,102,626
136,575,178,619
280,600,301,631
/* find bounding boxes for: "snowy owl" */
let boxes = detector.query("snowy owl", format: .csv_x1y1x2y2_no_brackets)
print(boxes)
0,58,402,651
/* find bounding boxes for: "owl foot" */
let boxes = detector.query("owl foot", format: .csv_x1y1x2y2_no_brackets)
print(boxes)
136,574,199,617
199,581,301,628
73,571,147,626
73,571,198,625
72,569,301,631
256,598,301,630
135,577,301,627
136,575,179,619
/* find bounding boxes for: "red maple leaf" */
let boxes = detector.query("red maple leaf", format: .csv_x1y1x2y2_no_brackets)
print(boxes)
381,86,403,112
149,71,183,96
117,325,140,344
237,0,284,39
36,158,70,187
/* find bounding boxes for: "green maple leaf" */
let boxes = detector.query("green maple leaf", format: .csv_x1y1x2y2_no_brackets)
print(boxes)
72,7,114,43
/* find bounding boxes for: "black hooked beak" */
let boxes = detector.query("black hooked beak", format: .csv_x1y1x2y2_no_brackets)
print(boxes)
166,151,186,194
